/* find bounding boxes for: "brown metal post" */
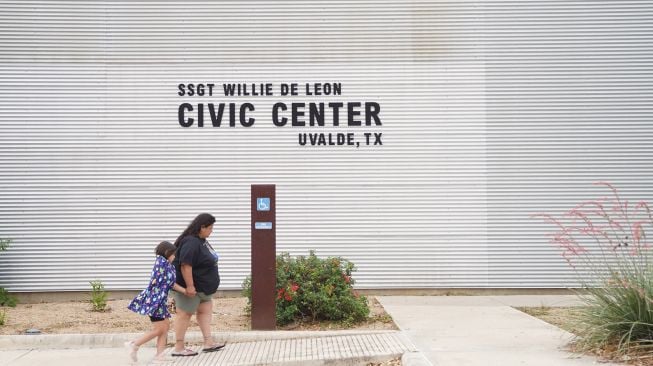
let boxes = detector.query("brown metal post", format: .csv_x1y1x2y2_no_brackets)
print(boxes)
250,184,276,330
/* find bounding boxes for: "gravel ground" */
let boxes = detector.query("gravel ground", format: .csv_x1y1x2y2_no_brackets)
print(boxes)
367,358,401,366
1,296,402,364
0,296,396,335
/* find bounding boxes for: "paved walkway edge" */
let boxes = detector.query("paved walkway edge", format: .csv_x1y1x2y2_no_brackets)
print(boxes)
402,352,435,366
0,329,399,349
1,333,415,366
395,331,435,366
257,354,404,366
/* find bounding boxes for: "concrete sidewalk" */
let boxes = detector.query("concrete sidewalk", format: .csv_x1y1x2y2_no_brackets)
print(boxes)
0,330,420,366
377,295,623,366
0,295,625,366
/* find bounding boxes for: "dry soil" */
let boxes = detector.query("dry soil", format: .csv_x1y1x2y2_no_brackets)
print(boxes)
0,296,397,335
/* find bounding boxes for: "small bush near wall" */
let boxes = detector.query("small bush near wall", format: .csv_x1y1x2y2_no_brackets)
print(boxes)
243,250,370,326
89,280,109,312
0,238,9,252
534,182,653,359
0,239,17,308
0,288,17,308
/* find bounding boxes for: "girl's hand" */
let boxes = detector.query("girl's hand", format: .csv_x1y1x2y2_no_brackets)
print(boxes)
172,283,187,294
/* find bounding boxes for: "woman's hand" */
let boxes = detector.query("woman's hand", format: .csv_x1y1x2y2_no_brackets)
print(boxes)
186,285,197,297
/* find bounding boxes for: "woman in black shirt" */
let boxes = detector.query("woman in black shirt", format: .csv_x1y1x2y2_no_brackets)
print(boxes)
171,213,224,357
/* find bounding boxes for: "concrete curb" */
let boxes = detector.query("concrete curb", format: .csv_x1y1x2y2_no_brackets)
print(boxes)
395,332,434,366
402,351,435,366
280,354,405,366
0,329,399,350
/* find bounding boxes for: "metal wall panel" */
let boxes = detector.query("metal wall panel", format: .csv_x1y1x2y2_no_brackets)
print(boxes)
0,1,650,291
484,1,653,286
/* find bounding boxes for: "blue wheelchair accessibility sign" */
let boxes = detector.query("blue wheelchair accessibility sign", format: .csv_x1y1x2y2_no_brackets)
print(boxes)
257,197,270,211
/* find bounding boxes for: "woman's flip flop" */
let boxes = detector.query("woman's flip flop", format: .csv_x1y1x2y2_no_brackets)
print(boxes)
202,343,226,352
171,348,198,357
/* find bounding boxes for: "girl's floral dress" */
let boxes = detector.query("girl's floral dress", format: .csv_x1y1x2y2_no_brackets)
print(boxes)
127,255,176,319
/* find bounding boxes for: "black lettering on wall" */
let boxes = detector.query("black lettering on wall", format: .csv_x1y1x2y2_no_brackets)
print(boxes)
309,103,324,127
209,104,225,127
229,103,236,127
347,102,361,126
292,103,305,127
197,103,204,127
272,102,287,127
178,103,194,127
241,103,255,127
365,102,382,126
328,102,343,127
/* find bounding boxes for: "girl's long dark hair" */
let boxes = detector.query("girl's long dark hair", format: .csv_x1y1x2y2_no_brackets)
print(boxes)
174,213,216,247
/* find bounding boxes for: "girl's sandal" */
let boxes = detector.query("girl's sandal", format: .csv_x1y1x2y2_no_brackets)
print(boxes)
150,355,174,364
124,341,138,362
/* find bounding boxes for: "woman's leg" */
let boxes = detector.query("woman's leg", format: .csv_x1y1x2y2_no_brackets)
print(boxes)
196,299,215,348
174,308,192,352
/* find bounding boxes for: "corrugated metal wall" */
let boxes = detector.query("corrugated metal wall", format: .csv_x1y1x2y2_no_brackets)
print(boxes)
0,1,651,292
484,1,653,286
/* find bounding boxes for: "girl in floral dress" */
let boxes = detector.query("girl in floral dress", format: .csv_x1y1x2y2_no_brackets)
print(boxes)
125,241,186,363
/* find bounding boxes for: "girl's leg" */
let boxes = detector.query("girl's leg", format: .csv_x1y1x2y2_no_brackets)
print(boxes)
196,300,215,348
174,308,192,352
127,318,166,362
133,322,164,347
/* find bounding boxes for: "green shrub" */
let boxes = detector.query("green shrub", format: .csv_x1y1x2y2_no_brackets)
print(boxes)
89,280,109,312
0,288,17,307
0,239,17,308
243,250,369,326
575,275,653,355
0,309,5,326
535,182,653,356
0,238,9,252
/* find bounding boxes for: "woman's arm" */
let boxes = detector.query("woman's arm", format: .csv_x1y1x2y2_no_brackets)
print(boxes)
181,263,196,297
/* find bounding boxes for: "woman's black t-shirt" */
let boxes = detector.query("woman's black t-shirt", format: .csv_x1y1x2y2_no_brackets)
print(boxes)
173,235,220,295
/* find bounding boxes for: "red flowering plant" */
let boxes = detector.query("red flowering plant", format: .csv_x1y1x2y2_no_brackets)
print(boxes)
243,250,369,326
533,182,653,357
